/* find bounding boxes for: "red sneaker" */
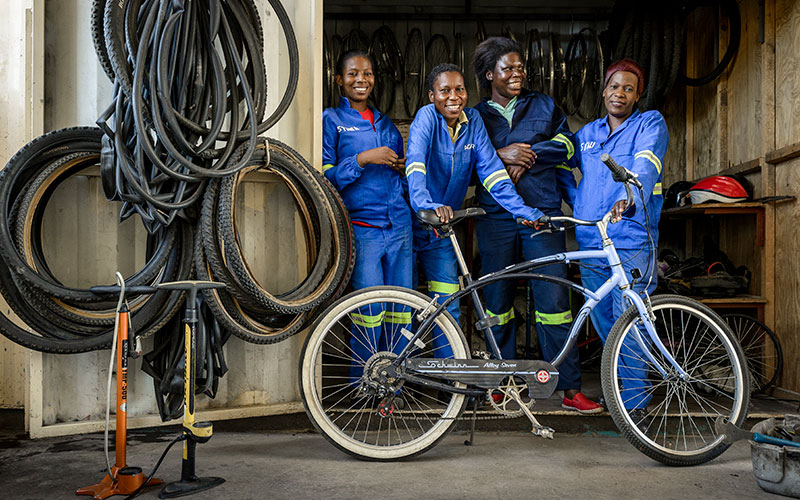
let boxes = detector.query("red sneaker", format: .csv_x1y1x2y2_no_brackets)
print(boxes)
561,392,603,414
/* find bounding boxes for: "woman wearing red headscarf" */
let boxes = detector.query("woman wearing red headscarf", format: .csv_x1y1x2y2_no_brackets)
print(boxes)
568,58,669,421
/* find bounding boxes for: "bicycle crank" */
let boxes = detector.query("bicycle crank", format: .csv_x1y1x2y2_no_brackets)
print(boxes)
507,386,554,439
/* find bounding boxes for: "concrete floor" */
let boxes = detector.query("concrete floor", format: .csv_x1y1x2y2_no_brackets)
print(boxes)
0,419,777,500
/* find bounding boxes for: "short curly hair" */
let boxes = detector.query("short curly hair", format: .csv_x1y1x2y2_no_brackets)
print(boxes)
426,63,463,93
472,37,523,90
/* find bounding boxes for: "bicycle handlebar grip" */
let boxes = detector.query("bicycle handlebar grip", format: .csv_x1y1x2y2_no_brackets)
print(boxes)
89,285,158,295
601,153,628,182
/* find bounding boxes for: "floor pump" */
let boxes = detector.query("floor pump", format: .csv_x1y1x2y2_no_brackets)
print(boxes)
77,279,163,499
157,280,226,499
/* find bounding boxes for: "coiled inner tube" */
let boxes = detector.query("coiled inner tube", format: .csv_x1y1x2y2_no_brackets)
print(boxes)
96,0,299,232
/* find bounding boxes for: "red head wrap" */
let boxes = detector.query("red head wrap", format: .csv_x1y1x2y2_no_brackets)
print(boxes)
604,59,645,96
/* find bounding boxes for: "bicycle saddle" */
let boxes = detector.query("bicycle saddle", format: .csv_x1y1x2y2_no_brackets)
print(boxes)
416,207,486,232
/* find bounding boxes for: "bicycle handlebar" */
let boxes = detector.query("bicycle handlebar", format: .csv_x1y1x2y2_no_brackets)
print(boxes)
601,153,642,189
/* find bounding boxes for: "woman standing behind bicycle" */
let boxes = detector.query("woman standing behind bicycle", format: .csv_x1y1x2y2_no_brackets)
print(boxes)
471,37,600,414
571,59,669,418
322,50,412,380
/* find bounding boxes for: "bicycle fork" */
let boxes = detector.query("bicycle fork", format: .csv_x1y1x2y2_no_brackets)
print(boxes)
622,289,689,380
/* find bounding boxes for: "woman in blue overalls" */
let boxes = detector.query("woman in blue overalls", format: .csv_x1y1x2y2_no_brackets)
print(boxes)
572,59,669,420
471,37,600,414
322,50,413,380
406,64,541,360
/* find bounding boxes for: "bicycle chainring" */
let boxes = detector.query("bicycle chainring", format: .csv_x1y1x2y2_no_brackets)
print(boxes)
488,376,536,417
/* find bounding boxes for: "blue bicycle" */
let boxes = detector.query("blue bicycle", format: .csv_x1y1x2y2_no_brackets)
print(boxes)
300,156,749,465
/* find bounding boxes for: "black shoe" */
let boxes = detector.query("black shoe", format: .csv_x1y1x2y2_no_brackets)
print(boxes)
629,408,652,435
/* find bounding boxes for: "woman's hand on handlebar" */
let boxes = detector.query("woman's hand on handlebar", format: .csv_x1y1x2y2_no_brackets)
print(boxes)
517,215,550,229
435,205,454,223
611,200,628,223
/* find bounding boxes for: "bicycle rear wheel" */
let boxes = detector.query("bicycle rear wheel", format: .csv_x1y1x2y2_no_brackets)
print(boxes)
601,295,749,466
722,313,782,394
300,286,469,460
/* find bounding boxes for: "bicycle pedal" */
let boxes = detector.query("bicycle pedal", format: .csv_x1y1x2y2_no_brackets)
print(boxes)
531,425,555,439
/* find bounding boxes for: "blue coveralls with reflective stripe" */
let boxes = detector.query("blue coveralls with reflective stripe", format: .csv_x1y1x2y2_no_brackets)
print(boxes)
323,96,414,378
406,104,541,342
473,91,581,390
570,108,668,409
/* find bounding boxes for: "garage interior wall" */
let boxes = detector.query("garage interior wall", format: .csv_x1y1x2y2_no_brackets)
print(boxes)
0,0,323,437
682,0,800,392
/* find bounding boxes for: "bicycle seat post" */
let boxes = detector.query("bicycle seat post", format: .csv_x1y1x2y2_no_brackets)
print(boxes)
157,280,226,499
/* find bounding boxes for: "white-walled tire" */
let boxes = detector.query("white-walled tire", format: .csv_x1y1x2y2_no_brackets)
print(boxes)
601,295,750,466
300,286,469,460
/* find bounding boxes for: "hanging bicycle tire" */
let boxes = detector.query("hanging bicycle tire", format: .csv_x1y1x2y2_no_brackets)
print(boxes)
722,313,782,394
576,27,604,120
679,0,741,87
0,127,189,353
525,29,544,94
197,140,354,343
403,28,425,118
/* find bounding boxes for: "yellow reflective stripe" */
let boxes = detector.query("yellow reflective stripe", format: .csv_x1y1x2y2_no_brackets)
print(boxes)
653,182,663,195
350,311,385,328
483,169,511,192
485,307,515,326
551,134,574,159
322,163,334,172
406,162,426,176
385,311,411,324
428,281,460,294
634,150,662,174
556,164,571,171
535,310,573,325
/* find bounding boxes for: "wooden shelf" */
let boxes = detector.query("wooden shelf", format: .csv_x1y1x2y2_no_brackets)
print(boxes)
696,295,767,322
662,202,764,215
697,294,767,305
662,202,765,246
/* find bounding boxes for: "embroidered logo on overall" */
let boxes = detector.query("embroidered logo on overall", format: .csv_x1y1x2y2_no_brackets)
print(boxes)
580,141,597,152
464,144,475,150
337,125,360,133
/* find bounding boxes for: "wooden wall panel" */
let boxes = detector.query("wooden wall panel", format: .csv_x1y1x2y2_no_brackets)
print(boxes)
773,159,800,390
661,85,686,188
775,0,800,150
725,0,762,166
687,7,720,179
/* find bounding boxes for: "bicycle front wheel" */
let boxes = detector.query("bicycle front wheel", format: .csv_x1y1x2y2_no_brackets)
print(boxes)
601,295,750,466
300,286,469,460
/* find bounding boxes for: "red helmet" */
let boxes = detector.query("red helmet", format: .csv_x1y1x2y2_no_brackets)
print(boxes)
686,176,749,204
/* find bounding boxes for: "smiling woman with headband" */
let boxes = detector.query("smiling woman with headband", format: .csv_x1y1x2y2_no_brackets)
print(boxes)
568,58,670,422
322,50,413,382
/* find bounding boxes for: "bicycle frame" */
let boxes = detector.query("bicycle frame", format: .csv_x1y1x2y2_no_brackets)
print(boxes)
392,215,689,382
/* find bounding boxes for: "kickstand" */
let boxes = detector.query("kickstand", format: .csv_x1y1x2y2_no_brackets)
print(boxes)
464,398,479,446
